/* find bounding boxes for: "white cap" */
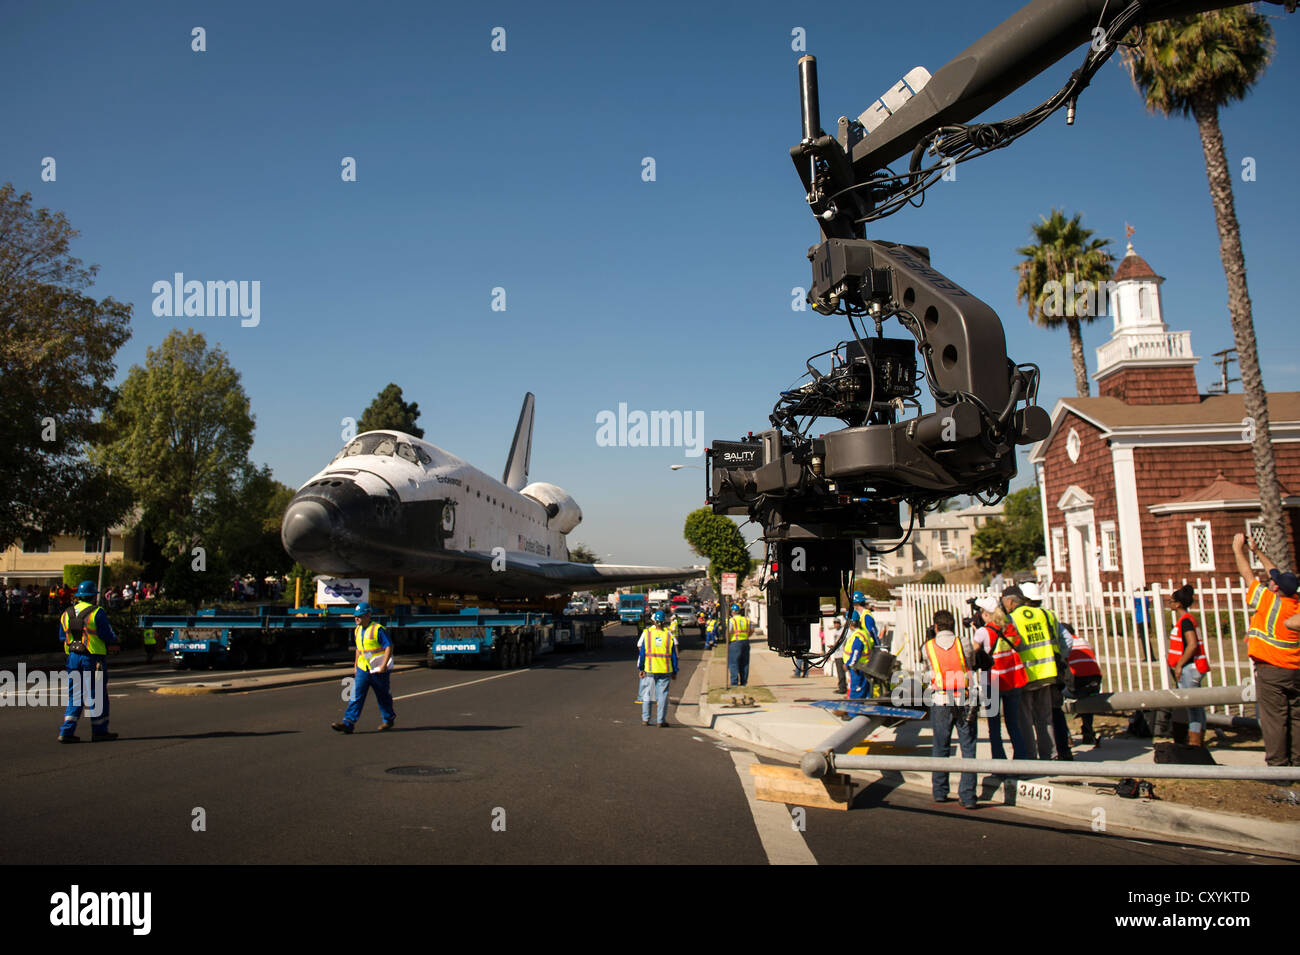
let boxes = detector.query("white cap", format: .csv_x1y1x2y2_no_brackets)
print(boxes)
974,596,999,613
1020,582,1042,602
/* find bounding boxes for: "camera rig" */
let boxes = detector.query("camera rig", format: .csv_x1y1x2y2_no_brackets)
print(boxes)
707,0,1290,660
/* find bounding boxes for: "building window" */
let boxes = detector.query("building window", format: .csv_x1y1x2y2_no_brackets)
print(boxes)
84,535,112,554
1246,519,1266,570
1052,528,1066,571
1066,429,1081,463
1187,520,1215,572
21,539,51,554
1100,522,1118,571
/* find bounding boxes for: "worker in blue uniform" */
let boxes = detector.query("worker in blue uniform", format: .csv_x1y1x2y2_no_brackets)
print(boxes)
843,591,881,700
58,580,119,742
332,602,396,733
704,614,720,650
637,611,678,726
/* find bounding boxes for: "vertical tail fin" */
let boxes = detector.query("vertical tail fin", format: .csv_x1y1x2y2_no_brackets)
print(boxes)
502,392,535,490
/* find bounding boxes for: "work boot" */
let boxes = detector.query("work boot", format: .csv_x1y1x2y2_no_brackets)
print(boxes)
379,719,395,731
1081,729,1098,745
1187,730,1204,748
331,721,354,734
91,732,119,742
57,734,79,744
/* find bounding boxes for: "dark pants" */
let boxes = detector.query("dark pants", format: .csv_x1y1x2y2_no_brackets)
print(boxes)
988,687,1028,760
728,641,750,686
1050,684,1073,759
1256,662,1300,766
931,704,977,806
1071,675,1102,738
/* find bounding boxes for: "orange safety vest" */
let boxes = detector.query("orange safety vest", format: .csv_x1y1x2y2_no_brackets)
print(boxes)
1167,612,1210,674
925,637,968,693
1067,630,1102,679
1245,581,1300,670
985,624,1027,692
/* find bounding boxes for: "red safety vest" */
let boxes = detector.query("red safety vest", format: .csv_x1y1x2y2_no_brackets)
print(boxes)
1167,612,1210,674
1067,630,1102,678
985,624,1027,692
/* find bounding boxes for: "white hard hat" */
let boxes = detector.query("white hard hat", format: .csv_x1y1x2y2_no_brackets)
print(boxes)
1020,582,1043,602
974,596,999,614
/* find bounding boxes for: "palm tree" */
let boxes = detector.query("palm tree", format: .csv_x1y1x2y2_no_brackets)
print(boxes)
1119,8,1285,569
1015,209,1114,397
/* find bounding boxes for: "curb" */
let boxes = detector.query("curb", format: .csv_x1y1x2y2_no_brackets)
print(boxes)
697,692,1299,859
151,663,420,696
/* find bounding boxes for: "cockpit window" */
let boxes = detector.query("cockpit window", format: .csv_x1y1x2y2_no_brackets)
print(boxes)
331,433,400,462
396,442,419,464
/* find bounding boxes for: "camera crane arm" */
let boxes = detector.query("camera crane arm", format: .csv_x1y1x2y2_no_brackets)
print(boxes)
794,0,1293,239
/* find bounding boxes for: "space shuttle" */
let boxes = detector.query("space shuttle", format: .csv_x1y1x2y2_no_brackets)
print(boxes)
281,393,704,597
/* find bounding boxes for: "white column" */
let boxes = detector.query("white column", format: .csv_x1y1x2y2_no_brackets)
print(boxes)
1111,444,1147,590
1035,464,1052,586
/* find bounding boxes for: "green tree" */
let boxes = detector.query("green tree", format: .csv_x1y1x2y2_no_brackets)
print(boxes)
358,383,423,437
0,184,134,551
98,329,255,555
972,487,1044,573
567,542,599,564
683,507,751,594
207,465,297,579
1015,209,1114,398
1119,8,1285,569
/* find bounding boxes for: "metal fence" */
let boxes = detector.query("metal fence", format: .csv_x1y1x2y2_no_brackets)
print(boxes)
896,579,1255,716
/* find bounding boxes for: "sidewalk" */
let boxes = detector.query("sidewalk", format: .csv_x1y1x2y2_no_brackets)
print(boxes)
690,637,1300,859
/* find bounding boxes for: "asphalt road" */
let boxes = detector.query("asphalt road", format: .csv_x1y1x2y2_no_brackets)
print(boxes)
0,625,1279,865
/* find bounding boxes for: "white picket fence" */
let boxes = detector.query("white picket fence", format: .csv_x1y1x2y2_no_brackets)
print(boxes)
896,579,1256,716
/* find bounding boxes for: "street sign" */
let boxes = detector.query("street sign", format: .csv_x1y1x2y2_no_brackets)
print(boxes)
721,573,737,596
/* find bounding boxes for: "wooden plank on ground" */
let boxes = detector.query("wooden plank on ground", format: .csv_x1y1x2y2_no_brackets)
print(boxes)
750,763,857,811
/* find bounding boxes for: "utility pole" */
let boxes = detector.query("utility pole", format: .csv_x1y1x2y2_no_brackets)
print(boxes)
1207,348,1240,395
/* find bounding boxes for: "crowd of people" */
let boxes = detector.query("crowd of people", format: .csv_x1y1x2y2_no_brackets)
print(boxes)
2,580,161,618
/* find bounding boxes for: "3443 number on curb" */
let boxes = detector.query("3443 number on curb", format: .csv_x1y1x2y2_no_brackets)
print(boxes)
1017,781,1054,805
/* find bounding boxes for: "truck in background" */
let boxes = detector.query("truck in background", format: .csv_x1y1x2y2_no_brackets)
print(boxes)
618,592,648,629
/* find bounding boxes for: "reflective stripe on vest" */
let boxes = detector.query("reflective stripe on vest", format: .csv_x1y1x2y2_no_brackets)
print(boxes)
842,621,873,663
355,622,385,671
1167,613,1210,673
1067,630,1101,678
1010,606,1058,682
1245,582,1300,669
62,602,106,655
729,616,750,642
986,624,1027,691
924,638,968,692
643,627,674,673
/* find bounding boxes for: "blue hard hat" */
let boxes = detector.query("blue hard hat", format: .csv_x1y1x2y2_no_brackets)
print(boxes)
851,590,867,605
730,603,739,613
355,601,372,615
652,611,665,624
75,580,97,599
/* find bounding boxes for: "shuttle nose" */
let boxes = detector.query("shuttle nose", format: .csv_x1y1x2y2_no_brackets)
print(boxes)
282,499,333,557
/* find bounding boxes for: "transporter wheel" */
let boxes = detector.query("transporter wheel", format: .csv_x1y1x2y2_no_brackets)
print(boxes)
226,644,249,669
247,642,267,668
523,641,535,666
265,643,286,668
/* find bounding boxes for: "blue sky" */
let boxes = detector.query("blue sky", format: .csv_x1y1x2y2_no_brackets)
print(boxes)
4,1,1297,566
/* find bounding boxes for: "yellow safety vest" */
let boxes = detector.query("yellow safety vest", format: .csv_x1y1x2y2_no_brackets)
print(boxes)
355,622,387,672
668,617,681,636
62,601,106,655
842,613,876,662
1010,606,1058,683
143,628,157,646
729,615,751,642
642,626,675,674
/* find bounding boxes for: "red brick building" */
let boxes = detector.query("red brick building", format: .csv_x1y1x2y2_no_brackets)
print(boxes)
1028,243,1300,598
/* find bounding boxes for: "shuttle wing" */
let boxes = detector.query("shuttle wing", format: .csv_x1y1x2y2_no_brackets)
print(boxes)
459,550,704,592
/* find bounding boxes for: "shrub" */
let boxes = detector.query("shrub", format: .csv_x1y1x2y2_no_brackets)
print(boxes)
851,578,893,601
919,570,947,585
